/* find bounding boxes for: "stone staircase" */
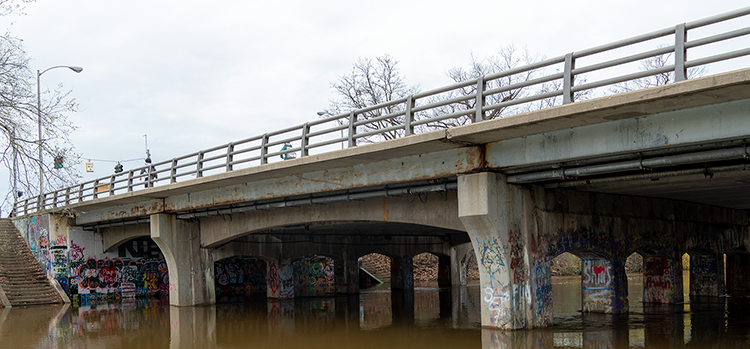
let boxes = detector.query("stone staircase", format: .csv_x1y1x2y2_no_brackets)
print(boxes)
0,219,62,307
360,255,390,284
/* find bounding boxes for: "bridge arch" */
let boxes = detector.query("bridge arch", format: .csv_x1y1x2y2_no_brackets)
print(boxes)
198,193,463,248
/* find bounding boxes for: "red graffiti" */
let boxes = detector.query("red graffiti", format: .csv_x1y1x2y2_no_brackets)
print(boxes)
594,266,604,275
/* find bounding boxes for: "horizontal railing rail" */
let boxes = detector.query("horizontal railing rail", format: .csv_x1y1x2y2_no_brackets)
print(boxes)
13,6,750,216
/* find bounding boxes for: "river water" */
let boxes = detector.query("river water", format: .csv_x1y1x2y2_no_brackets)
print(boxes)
1,272,748,348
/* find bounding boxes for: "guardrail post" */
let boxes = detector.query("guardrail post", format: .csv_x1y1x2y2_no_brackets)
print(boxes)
226,142,234,171
127,171,134,192
675,23,687,82
348,111,357,148
109,175,115,195
79,184,84,202
563,53,575,104
301,123,309,157
404,95,415,136
52,191,58,208
197,151,205,178
171,159,178,183
260,134,268,164
474,76,486,122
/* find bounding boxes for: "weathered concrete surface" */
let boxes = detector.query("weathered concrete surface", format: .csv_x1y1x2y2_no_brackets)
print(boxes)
458,171,749,330
198,192,464,248
101,224,151,252
448,68,750,145
151,214,212,306
60,68,750,226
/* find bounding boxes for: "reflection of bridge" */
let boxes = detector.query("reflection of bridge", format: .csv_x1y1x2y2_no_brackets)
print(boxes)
9,8,750,330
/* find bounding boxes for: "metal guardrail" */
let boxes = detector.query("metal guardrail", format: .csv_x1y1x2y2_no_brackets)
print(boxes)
12,6,750,216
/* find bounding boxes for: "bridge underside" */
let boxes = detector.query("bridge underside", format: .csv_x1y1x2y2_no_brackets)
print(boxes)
11,69,750,330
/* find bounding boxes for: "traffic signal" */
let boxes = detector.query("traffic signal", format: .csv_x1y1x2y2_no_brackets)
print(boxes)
114,163,123,173
53,155,64,169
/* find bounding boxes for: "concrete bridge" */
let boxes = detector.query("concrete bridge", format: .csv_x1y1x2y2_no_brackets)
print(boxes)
9,8,750,330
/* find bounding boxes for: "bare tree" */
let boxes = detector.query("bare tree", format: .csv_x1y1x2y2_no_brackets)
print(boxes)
611,49,708,93
326,54,419,142
0,3,80,212
415,45,592,130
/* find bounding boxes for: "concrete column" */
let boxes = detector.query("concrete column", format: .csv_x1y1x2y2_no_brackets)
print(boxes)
458,172,550,330
451,242,473,286
334,256,360,294
267,259,280,299
581,258,628,314
690,254,725,297
151,213,211,306
726,253,750,297
643,255,683,304
437,255,451,287
279,258,294,299
390,255,414,290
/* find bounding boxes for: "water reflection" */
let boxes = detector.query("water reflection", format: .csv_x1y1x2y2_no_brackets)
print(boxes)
2,276,750,348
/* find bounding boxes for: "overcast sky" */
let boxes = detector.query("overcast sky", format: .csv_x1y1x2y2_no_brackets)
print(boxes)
1,0,749,194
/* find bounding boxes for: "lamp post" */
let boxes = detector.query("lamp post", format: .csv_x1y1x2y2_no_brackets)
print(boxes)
37,65,83,205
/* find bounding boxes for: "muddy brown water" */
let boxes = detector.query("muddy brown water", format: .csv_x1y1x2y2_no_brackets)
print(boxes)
1,272,748,348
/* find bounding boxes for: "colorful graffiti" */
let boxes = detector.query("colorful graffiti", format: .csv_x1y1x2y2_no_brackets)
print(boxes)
293,255,334,297
72,257,168,297
475,236,512,326
644,257,673,303
582,259,614,313
215,257,267,302
534,262,553,326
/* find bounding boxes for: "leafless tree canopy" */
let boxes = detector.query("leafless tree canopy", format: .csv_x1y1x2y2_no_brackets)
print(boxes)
0,1,80,212
326,54,419,142
611,49,708,93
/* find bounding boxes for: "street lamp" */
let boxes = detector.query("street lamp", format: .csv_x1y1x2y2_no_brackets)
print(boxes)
37,65,83,205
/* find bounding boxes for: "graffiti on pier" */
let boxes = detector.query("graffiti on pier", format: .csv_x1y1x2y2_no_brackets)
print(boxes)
293,255,334,297
280,259,294,299
644,257,673,303
50,246,69,293
691,255,719,296
509,230,525,284
267,260,280,297
582,259,614,313
215,256,267,302
475,236,513,326
534,262,553,326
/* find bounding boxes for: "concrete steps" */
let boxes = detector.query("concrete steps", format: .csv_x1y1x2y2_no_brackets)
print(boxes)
0,219,63,307
360,255,390,284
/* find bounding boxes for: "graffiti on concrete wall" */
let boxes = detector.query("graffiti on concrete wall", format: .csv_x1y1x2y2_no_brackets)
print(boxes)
691,255,719,296
215,256,267,302
582,259,614,313
534,262,553,326
26,215,51,276
644,256,673,303
293,255,334,297
50,246,69,293
73,257,168,297
280,259,294,299
475,236,511,326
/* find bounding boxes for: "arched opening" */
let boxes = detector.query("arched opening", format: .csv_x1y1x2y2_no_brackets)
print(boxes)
69,236,169,307
550,252,582,276
682,252,690,300
413,252,439,287
359,253,391,289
